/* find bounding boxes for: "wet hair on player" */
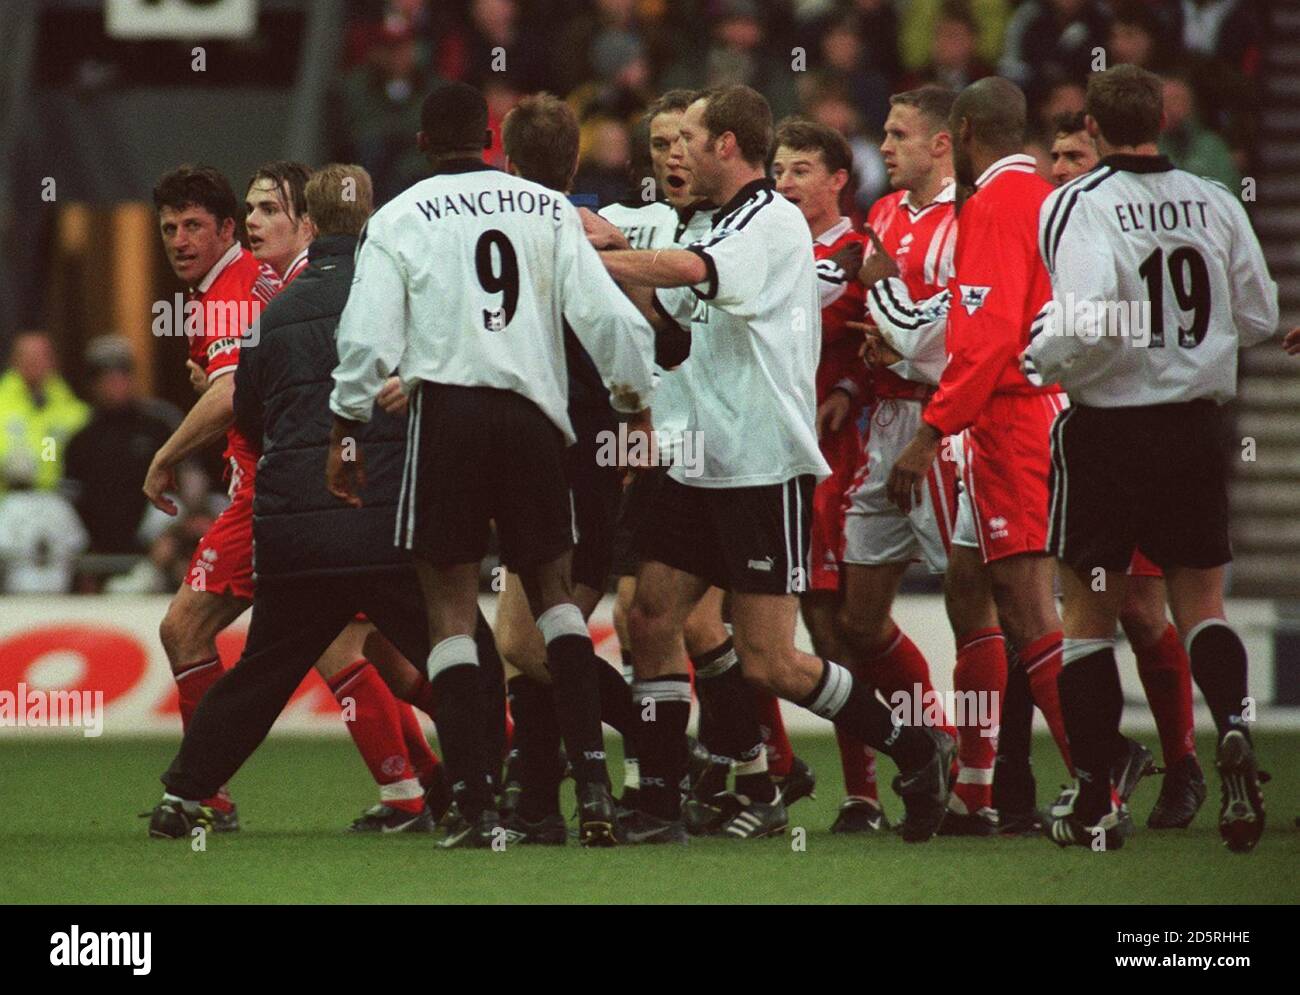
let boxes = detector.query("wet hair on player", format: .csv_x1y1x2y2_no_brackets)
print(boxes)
644,88,697,128
152,164,240,226
246,161,313,222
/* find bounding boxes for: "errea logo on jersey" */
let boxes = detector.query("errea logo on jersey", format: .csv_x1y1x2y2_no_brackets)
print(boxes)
987,516,1009,540
959,285,991,315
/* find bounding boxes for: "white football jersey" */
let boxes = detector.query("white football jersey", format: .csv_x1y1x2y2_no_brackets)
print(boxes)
598,199,676,249
1026,155,1278,406
601,200,717,440
656,179,830,488
330,161,657,443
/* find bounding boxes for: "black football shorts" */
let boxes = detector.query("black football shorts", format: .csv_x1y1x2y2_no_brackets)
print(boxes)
1047,399,1231,573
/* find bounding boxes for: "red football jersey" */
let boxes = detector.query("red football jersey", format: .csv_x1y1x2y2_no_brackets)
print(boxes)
186,243,278,473
278,247,310,286
865,184,958,398
813,218,870,408
923,155,1062,438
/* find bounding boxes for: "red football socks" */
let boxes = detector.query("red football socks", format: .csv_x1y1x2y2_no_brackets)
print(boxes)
1021,631,1073,774
950,627,1007,813
1134,623,1196,766
328,660,422,812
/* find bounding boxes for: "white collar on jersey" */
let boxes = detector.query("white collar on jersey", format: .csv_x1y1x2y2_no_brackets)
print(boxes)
902,177,957,213
974,153,1038,190
282,247,310,281
813,216,853,246
193,241,243,294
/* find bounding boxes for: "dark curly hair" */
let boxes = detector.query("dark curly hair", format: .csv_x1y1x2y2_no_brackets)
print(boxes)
152,164,239,226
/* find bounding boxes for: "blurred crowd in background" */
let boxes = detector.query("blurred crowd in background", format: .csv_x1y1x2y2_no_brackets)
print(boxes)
331,0,1259,208
0,0,1262,594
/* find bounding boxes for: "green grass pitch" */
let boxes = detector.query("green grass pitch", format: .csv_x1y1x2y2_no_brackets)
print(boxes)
2,732,1296,904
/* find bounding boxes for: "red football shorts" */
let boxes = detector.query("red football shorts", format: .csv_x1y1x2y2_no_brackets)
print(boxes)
187,460,256,600
809,418,862,592
1127,549,1164,578
959,391,1068,564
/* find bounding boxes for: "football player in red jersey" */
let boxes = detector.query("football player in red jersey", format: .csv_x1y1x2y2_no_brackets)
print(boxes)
145,164,445,832
887,79,1155,831
840,87,1007,834
772,119,891,831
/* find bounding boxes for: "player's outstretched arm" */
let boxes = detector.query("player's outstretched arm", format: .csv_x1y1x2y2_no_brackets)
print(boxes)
866,281,951,385
600,247,707,289
143,373,236,515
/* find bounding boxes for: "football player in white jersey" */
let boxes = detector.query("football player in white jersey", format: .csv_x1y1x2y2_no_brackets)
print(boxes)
1044,109,1208,831
328,81,658,848
587,85,953,844
1026,65,1279,852
596,93,817,835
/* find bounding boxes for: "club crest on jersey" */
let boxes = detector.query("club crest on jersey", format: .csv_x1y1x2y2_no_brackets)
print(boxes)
482,307,506,332
959,285,991,315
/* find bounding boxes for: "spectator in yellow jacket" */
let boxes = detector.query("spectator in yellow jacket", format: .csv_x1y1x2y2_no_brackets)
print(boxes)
0,331,90,494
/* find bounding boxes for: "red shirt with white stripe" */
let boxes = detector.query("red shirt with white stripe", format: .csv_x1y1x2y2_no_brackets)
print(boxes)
278,247,310,286
864,183,958,398
923,154,1062,437
813,217,871,409
186,242,278,478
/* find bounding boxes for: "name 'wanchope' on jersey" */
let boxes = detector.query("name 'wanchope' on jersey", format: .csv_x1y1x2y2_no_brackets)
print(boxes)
655,178,830,488
329,161,657,444
1025,155,1279,406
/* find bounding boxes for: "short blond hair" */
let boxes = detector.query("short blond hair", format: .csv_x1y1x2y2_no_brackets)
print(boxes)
305,164,373,237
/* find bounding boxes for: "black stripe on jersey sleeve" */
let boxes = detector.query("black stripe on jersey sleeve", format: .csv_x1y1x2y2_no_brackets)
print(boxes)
686,244,719,300
815,259,848,285
872,279,925,330
1046,167,1117,272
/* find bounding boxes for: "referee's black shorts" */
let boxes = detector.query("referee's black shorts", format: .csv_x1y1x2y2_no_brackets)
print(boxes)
636,473,816,595
1046,399,1232,574
397,382,575,572
566,407,624,591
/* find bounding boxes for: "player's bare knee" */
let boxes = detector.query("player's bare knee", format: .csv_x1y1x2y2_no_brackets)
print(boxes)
159,603,197,668
627,599,672,656
836,604,885,656
1119,606,1166,649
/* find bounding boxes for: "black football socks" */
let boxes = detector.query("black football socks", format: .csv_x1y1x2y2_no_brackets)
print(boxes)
1059,639,1125,824
538,603,610,790
1186,619,1252,743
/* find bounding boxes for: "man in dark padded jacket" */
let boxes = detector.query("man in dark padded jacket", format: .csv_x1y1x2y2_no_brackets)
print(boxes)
147,164,502,848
